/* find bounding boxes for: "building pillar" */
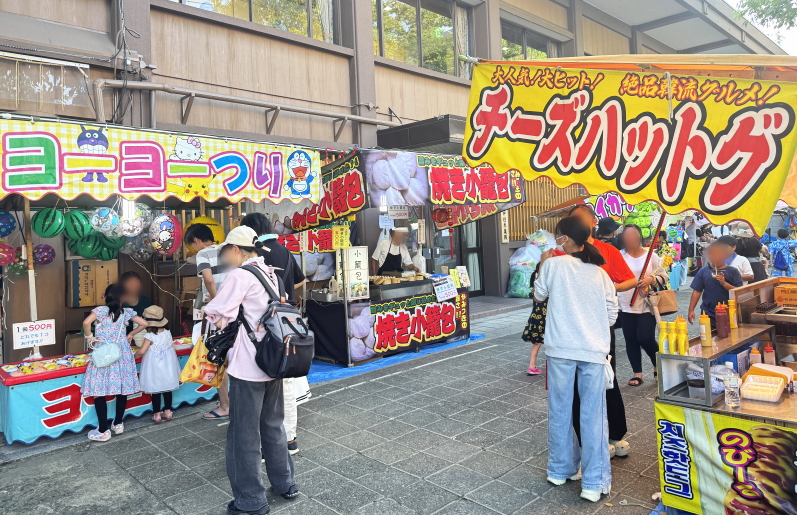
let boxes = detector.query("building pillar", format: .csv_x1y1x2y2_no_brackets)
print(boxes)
562,0,584,57
343,0,379,147
472,0,503,60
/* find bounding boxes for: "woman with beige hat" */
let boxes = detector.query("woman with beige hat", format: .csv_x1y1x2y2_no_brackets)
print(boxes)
732,222,770,283
134,305,181,424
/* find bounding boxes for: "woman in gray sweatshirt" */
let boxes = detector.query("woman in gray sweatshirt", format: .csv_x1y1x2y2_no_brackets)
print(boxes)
533,216,618,503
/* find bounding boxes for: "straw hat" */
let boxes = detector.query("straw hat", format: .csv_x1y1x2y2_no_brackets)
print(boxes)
142,305,168,327
731,222,755,238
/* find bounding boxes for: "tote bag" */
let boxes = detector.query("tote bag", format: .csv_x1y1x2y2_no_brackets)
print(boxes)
648,277,678,317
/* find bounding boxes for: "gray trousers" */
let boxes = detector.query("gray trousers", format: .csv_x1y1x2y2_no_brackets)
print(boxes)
227,376,295,512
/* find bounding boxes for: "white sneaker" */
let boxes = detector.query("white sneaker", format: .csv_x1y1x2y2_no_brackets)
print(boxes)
609,439,629,457
111,423,124,435
609,444,616,458
581,485,611,502
547,471,582,486
88,429,111,442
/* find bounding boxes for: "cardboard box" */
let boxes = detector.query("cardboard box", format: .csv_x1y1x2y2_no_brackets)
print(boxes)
65,332,86,354
774,285,797,306
67,260,119,307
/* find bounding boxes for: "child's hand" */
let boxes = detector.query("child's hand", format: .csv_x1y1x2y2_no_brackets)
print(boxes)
127,333,135,344
714,272,727,286
688,310,696,324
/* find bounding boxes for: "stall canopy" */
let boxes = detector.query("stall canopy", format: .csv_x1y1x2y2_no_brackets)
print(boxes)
0,118,321,205
463,54,797,233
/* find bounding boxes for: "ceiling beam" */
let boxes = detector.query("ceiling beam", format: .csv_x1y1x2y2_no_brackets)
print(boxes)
679,38,734,54
635,11,697,32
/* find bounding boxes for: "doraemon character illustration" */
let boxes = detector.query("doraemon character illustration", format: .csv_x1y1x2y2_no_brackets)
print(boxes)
77,126,110,183
170,136,203,161
283,150,316,199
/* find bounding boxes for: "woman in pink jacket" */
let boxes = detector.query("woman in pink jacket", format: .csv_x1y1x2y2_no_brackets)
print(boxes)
203,226,298,515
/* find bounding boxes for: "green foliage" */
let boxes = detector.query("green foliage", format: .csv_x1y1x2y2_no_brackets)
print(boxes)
738,0,797,30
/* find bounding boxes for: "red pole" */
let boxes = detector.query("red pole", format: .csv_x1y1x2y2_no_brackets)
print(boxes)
629,212,667,306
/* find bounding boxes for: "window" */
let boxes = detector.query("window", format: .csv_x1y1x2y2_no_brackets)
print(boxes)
177,0,337,44
373,0,471,78
501,22,557,60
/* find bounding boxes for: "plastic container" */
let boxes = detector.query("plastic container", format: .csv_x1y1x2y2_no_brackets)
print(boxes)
728,299,738,329
715,303,730,339
723,361,740,408
658,323,670,354
699,311,712,346
687,379,706,400
741,375,785,402
764,345,776,365
750,347,762,364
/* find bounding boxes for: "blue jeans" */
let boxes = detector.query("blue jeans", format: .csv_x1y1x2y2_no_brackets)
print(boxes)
548,357,611,491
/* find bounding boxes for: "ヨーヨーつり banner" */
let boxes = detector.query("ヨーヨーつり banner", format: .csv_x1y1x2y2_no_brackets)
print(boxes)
0,119,321,204
464,63,797,233
654,401,797,515
348,289,469,363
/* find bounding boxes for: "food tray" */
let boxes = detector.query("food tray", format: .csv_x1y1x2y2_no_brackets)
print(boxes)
740,375,784,402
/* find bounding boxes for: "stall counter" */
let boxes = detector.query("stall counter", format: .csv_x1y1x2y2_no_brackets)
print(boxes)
0,339,215,445
655,324,797,515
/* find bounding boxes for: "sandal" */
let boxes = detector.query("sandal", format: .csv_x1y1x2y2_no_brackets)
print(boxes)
527,366,542,376
163,410,173,421
279,485,299,500
628,377,644,386
152,412,162,424
203,409,229,420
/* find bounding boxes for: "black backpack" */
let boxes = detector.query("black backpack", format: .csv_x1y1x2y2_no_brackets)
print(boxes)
240,265,315,379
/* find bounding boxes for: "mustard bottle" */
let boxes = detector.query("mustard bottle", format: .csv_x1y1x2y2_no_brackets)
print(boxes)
667,321,679,355
677,318,689,356
699,311,712,346
658,322,670,354
728,299,738,329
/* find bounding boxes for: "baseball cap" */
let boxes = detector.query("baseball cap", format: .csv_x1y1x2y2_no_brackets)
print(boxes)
597,217,621,236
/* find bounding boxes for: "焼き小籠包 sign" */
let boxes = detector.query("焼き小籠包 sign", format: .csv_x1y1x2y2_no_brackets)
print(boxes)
464,63,797,233
0,119,321,204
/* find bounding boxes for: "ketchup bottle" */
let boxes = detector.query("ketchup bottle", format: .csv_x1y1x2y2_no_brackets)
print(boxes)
715,303,731,339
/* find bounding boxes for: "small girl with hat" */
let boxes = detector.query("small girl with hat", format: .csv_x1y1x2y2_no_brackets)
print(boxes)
134,305,181,424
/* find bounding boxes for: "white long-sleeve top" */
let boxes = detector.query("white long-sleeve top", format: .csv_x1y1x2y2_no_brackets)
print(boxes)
534,255,618,364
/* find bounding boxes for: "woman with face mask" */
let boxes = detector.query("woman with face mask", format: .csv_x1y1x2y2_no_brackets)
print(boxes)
534,216,617,502
202,226,298,515
568,204,634,458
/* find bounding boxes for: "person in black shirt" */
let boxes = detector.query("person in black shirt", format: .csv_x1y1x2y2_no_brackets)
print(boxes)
596,217,622,249
239,212,307,458
239,213,306,301
120,271,153,335
732,222,770,283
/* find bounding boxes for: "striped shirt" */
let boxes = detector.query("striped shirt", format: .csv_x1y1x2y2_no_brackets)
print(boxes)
196,245,228,302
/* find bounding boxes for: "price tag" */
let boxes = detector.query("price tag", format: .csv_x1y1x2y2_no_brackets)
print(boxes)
417,219,426,244
332,225,351,249
456,266,471,288
13,319,56,350
433,276,458,302
388,206,409,219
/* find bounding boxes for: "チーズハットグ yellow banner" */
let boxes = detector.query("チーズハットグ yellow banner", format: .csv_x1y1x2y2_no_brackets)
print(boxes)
464,63,797,233
0,119,321,204
655,401,797,515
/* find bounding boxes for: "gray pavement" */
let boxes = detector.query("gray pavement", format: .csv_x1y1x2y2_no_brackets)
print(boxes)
0,285,698,515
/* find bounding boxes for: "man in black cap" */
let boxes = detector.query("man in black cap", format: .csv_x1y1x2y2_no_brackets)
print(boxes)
597,217,622,249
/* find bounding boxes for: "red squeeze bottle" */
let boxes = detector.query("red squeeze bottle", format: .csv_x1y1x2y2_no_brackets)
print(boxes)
715,303,730,339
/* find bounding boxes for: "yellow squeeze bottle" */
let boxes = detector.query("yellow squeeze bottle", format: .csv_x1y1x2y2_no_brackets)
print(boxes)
728,299,738,329
699,311,712,346
658,322,670,354
676,317,689,356
668,321,679,355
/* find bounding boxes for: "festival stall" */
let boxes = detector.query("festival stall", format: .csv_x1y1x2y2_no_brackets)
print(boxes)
0,116,322,444
276,149,525,365
462,54,797,515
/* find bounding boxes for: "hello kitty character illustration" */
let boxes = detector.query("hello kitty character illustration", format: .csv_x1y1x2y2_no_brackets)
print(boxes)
170,137,203,161
283,150,316,199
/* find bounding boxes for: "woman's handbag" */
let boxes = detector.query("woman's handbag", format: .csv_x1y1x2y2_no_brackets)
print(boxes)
203,309,242,366
648,277,679,317
89,318,125,368
181,325,226,388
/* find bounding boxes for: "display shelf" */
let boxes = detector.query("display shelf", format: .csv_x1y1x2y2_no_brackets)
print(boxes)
658,394,797,427
657,324,775,408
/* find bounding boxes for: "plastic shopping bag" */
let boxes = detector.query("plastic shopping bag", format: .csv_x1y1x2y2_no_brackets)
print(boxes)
180,332,225,388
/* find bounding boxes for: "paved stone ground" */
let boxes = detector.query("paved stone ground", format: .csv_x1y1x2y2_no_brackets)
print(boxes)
0,286,698,515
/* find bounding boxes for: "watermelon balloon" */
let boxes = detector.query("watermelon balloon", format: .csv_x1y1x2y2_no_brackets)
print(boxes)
99,234,127,250
64,211,92,240
97,247,118,261
76,234,102,258
32,209,64,238
66,238,81,256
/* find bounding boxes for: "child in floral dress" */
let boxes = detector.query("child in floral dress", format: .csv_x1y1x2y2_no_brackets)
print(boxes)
82,283,148,442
